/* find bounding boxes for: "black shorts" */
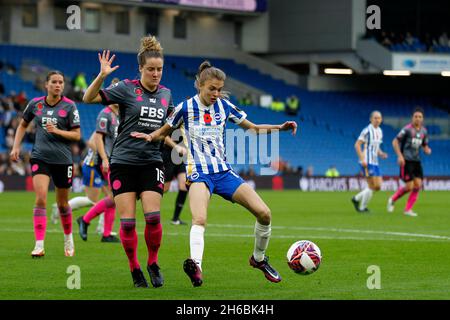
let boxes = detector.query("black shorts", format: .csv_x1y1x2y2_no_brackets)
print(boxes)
30,159,73,189
110,162,165,197
400,160,423,182
164,161,186,182
162,149,186,181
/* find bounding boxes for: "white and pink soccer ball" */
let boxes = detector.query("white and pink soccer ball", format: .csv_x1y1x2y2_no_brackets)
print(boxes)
287,240,322,275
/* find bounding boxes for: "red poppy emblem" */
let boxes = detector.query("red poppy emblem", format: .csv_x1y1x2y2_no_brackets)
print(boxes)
134,88,143,95
37,103,43,110
204,113,212,124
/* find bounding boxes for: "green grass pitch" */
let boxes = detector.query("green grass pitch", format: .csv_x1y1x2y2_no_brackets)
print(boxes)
1,190,449,300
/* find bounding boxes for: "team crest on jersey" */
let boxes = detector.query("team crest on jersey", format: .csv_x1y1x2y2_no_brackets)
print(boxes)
214,113,222,122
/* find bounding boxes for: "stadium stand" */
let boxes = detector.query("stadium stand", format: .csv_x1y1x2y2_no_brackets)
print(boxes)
1,44,449,176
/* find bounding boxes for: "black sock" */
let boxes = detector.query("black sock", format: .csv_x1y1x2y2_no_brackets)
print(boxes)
172,190,187,221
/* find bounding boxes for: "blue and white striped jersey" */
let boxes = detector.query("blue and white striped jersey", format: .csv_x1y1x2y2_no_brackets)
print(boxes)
166,95,247,175
358,124,383,165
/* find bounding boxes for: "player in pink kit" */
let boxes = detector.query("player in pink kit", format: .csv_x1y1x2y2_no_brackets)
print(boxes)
10,71,81,257
387,107,432,217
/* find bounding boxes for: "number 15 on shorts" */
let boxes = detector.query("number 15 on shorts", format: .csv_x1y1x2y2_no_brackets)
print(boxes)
156,168,165,184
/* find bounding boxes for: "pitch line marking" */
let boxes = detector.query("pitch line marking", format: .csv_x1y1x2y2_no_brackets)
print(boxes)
207,223,450,241
1,226,450,242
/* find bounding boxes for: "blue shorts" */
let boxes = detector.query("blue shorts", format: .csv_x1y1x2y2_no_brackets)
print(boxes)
360,164,381,177
82,164,105,188
186,170,245,201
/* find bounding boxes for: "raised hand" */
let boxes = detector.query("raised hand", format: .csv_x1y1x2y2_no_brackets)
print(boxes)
280,121,298,135
98,50,119,78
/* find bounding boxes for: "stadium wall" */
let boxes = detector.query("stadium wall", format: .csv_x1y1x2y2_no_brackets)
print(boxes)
268,0,363,53
306,74,450,93
2,1,299,85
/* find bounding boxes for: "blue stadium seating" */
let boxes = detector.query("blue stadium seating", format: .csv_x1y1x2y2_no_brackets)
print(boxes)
1,44,449,176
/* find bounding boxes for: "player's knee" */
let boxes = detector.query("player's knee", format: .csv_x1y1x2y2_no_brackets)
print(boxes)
35,198,46,208
58,205,70,214
257,206,271,225
404,184,413,192
192,216,207,227
35,193,47,208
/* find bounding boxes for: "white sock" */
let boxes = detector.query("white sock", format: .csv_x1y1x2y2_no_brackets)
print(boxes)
360,188,374,210
35,240,44,249
354,190,365,201
253,221,271,262
68,197,94,211
64,233,73,243
190,225,205,270
97,213,105,228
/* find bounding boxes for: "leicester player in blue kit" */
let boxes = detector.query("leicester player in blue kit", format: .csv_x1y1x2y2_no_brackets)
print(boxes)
132,61,297,287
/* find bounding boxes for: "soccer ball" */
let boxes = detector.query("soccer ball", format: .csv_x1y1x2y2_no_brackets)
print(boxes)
287,240,322,275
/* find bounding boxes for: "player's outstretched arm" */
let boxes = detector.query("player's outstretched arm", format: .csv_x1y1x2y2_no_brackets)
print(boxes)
130,123,173,143
10,119,29,161
238,119,297,135
83,50,119,104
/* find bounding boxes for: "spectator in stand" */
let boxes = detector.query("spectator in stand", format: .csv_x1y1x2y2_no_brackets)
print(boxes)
14,91,28,111
0,81,5,96
325,165,340,178
306,166,314,177
239,93,253,106
380,31,393,47
285,95,300,116
5,128,15,149
423,33,433,52
404,32,415,46
439,32,449,47
34,76,45,92
73,72,88,101
0,153,8,175
271,98,285,112
1,102,17,132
